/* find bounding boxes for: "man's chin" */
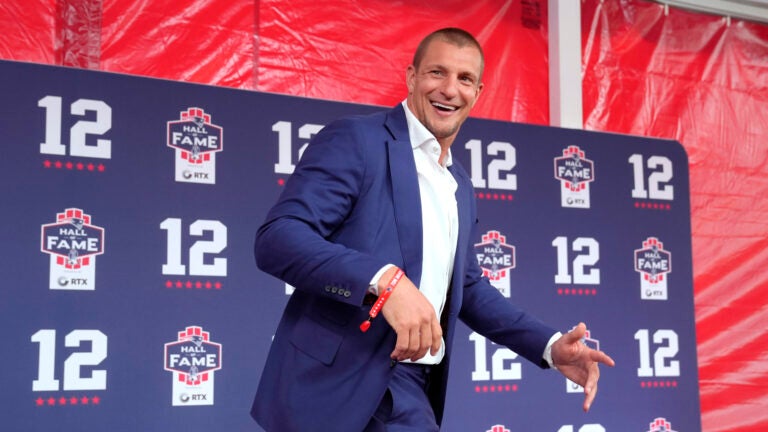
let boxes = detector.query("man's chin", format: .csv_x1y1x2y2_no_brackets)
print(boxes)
423,117,455,135
431,126,459,141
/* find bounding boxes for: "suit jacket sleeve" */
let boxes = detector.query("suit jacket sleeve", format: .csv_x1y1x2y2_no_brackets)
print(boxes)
458,200,558,368
254,117,390,305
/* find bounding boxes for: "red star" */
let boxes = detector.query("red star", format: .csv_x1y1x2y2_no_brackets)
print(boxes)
175,281,183,288
35,397,45,406
65,162,73,169
70,396,79,405
165,280,173,288
47,397,56,406
76,162,84,170
205,281,212,289
54,161,63,169
557,288,563,295
474,385,481,393
493,194,499,200
185,281,193,288
512,384,518,391
490,385,496,392
92,396,101,404
80,396,89,404
58,397,68,405
43,160,52,168
482,385,489,392
97,164,105,172
214,282,222,289
195,281,202,289
277,178,285,186
87,163,95,171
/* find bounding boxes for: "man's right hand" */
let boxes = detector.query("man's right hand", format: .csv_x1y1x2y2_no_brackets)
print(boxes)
378,267,442,362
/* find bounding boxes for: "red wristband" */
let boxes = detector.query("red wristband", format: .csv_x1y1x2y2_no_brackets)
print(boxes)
360,268,404,332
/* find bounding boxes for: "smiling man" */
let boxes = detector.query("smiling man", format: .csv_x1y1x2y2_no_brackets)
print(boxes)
406,31,484,166
251,27,614,432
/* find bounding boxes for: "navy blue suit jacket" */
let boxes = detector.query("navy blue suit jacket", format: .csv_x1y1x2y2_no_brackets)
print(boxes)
252,105,556,431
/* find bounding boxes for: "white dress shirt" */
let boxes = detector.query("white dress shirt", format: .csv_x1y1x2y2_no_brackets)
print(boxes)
400,100,458,364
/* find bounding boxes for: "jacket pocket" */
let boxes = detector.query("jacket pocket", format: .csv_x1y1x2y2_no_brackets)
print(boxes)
289,314,343,366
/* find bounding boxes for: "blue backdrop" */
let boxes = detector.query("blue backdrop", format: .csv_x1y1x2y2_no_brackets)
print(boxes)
0,59,700,432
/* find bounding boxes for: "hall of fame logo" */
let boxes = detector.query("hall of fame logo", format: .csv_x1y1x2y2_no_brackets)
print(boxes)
164,326,222,406
554,145,594,209
634,237,672,300
167,107,223,184
474,230,516,297
648,417,677,432
566,327,600,393
486,425,510,432
40,208,104,290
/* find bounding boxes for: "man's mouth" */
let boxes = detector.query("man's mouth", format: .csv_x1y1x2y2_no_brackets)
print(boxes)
431,101,457,112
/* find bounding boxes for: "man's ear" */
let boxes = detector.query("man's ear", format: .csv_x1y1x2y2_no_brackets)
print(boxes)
471,82,484,108
406,65,416,93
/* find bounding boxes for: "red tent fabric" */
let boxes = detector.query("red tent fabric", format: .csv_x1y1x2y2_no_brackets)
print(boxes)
581,4,768,429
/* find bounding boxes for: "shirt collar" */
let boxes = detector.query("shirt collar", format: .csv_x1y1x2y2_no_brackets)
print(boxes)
401,100,452,167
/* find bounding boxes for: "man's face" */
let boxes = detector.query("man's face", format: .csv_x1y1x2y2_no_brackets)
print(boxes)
406,39,483,148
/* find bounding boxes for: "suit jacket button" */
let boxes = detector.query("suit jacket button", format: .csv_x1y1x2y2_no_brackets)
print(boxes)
343,290,351,297
324,285,332,292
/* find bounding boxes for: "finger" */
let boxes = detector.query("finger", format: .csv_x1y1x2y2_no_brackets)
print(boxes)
405,327,421,361
583,382,597,412
409,326,430,361
390,330,411,361
590,349,616,367
563,322,587,344
582,364,600,412
430,320,442,355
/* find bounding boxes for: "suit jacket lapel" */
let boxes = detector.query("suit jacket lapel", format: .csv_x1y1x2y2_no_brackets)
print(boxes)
448,162,472,313
385,106,423,285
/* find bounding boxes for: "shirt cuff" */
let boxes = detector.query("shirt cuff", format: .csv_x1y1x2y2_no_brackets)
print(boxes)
368,264,395,295
543,331,563,369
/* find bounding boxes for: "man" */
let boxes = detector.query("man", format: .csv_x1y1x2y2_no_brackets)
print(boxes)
252,27,615,431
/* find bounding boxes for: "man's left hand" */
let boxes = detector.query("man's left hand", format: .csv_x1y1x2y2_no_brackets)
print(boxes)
551,322,616,412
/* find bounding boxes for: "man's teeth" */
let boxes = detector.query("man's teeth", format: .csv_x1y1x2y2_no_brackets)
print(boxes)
432,102,456,111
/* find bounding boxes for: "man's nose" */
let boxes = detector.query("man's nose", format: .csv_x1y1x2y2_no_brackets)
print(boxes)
440,75,459,98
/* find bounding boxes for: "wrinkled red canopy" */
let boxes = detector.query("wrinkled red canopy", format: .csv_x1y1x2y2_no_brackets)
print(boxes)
2,1,767,430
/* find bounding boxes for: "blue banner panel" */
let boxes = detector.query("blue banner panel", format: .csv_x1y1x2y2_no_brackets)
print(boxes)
0,60,700,432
